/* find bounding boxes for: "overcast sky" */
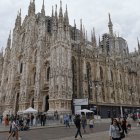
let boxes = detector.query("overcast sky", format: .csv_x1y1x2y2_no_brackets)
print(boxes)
0,0,140,52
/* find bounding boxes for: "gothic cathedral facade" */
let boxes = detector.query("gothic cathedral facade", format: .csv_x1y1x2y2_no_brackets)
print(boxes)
0,0,140,117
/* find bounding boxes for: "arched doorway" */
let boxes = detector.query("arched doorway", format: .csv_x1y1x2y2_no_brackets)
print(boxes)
15,93,19,115
44,95,49,112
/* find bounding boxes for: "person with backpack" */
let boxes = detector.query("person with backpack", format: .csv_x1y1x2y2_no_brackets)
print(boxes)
74,115,82,139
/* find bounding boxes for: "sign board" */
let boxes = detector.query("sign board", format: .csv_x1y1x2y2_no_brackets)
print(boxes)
75,106,81,114
73,98,88,106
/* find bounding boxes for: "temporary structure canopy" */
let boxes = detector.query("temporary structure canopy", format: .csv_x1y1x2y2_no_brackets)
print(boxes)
23,107,37,114
76,109,93,114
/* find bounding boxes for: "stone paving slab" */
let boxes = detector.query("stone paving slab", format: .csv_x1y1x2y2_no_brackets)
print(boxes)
59,128,140,140
0,118,112,133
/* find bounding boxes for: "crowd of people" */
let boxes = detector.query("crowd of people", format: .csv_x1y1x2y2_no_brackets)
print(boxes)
0,111,140,140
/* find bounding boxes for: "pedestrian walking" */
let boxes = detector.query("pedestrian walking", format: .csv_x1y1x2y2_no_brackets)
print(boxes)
0,115,3,123
7,118,19,140
59,113,63,124
4,115,9,126
30,114,34,126
65,114,70,128
109,118,123,140
89,117,94,132
81,114,87,133
43,114,46,126
121,118,128,134
74,115,82,139
40,114,44,126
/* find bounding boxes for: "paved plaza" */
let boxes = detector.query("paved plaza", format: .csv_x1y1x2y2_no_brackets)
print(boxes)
0,121,140,140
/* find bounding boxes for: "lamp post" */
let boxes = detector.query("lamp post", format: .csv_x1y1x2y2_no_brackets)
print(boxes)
129,87,135,113
90,80,100,119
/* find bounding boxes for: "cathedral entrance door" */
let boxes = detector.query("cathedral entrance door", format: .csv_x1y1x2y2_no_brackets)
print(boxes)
44,95,49,112
31,98,34,108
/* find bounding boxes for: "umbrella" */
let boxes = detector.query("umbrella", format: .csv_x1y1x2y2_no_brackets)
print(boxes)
23,107,37,114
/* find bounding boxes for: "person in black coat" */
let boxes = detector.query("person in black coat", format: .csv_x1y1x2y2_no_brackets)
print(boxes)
74,115,82,139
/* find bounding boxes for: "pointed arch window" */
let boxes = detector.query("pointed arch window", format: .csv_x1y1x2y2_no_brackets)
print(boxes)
111,70,113,81
34,50,37,64
20,63,23,73
34,71,36,84
47,19,51,33
47,67,50,81
72,57,77,98
120,74,122,82
100,66,103,80
87,62,92,99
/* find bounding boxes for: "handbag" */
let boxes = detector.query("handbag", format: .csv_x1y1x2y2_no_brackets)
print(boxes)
120,132,125,139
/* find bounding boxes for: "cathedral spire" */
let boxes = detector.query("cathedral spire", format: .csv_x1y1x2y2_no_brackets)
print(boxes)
91,28,97,47
57,0,64,40
137,37,140,51
80,19,83,33
6,30,11,48
28,0,35,16
83,25,86,42
108,13,113,36
41,0,45,16
15,10,21,28
55,4,58,18
86,30,88,42
52,6,54,17
98,35,101,47
73,19,77,40
58,0,63,23
64,4,69,25
53,5,58,31
80,19,83,40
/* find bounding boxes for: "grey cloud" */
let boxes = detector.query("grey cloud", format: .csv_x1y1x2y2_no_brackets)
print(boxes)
0,0,140,52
